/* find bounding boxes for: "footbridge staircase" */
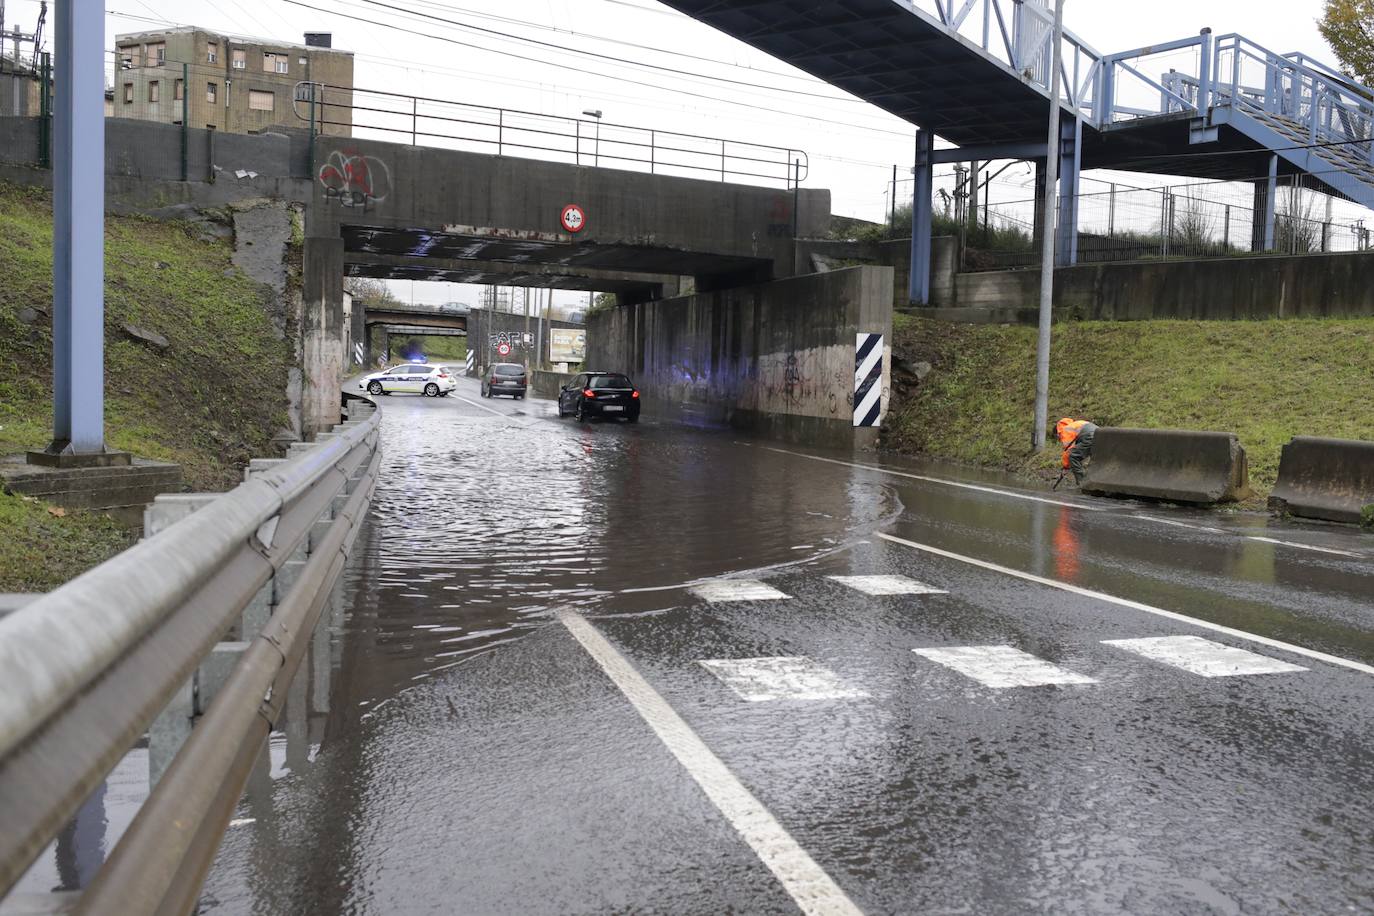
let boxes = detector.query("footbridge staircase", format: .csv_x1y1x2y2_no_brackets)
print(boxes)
660,0,1374,300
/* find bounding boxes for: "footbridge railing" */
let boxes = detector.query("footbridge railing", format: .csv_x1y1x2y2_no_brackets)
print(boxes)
0,400,381,913
293,82,809,189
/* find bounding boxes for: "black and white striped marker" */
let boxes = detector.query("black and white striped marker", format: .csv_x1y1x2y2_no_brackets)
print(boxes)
853,332,884,427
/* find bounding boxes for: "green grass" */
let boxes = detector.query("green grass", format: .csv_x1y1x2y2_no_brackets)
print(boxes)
883,316,1374,499
0,491,136,592
0,181,294,590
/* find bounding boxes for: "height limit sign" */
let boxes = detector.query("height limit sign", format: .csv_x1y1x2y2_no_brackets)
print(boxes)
560,203,586,234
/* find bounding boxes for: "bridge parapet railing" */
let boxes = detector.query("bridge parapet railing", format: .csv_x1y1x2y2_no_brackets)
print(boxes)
0,399,382,913
294,82,808,189
909,0,1102,118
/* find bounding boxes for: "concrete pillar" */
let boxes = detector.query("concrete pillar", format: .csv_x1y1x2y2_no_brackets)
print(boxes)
1055,116,1082,267
302,236,347,438
1252,155,1277,251
351,298,368,367
909,129,934,305
43,1,107,458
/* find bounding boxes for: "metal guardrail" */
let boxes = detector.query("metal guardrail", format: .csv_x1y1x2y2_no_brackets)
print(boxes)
292,82,809,189
0,399,382,914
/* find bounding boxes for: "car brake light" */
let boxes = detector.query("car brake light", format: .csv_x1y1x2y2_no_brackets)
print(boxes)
632,390,640,399
583,389,596,398
438,370,449,378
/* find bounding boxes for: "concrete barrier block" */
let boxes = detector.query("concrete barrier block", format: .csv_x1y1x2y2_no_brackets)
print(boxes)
1082,428,1250,505
1268,436,1374,525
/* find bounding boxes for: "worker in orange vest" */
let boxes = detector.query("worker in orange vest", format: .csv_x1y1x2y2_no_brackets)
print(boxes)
1055,417,1098,486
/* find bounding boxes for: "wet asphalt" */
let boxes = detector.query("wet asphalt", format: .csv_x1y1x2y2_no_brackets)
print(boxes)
184,377,1374,913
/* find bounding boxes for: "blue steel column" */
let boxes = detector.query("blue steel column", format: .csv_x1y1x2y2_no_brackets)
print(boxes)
48,0,106,455
1263,154,1278,251
1055,116,1081,267
909,129,934,305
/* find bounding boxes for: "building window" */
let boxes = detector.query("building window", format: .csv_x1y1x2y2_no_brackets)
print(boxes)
263,52,288,74
206,82,218,104
148,43,166,66
174,79,184,101
148,81,160,103
231,48,246,70
119,47,135,69
123,82,133,104
248,89,275,112
207,42,218,63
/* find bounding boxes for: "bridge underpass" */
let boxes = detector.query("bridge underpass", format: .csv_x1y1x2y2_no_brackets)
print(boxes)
302,134,833,434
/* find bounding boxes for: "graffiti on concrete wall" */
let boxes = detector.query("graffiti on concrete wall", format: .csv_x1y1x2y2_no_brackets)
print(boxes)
318,150,392,210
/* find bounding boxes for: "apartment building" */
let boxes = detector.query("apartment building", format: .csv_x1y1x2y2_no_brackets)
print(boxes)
112,28,353,136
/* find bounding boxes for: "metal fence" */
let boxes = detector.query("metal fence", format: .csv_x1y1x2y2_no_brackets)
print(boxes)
963,174,1372,270
0,399,381,913
294,82,809,189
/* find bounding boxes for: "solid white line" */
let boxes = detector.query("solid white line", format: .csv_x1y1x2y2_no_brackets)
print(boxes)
759,445,1105,511
450,393,515,418
1244,536,1363,558
556,609,863,916
759,446,1366,558
877,532,1374,677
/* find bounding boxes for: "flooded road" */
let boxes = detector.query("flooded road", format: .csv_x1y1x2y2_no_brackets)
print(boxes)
185,376,1374,913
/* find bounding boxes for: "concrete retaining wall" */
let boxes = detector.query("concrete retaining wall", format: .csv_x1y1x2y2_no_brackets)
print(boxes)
948,251,1374,321
531,369,575,399
0,457,184,527
1082,428,1250,504
1268,436,1374,525
797,236,954,309
587,266,894,449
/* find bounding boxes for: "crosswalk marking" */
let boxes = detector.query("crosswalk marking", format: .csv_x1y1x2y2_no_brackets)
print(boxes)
913,645,1097,689
1102,635,1308,678
698,656,868,701
689,579,790,603
828,575,946,596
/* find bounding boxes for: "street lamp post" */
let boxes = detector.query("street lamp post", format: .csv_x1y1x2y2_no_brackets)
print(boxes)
582,109,602,167
1031,0,1066,452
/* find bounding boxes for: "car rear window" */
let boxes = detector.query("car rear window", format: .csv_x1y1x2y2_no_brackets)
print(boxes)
494,364,525,376
589,374,633,389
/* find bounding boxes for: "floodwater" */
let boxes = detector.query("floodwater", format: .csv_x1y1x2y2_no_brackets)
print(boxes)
12,377,1374,913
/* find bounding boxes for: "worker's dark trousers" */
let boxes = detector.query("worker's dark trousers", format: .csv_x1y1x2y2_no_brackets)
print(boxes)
1068,439,1093,485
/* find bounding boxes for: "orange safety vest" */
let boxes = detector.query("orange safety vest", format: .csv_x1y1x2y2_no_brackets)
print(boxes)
1056,418,1090,469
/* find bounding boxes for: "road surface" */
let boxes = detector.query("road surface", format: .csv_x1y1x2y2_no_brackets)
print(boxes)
150,377,1374,912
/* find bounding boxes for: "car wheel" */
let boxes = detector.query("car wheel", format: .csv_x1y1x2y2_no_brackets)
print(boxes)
575,402,587,423
627,415,639,424
424,383,439,398
516,393,524,400
367,380,383,395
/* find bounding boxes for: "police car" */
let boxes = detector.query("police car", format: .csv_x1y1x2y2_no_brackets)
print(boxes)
358,363,457,397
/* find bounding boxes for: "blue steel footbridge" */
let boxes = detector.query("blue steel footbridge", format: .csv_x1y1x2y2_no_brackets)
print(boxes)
660,0,1374,300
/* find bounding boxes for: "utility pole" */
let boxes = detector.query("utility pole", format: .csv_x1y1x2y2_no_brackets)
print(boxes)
32,0,109,463
582,109,602,167
1031,0,1066,452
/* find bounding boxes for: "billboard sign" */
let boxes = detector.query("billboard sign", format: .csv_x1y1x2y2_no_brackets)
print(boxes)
550,328,586,363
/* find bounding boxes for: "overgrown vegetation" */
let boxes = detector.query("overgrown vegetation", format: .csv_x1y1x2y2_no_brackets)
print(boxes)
0,181,293,589
883,315,1374,500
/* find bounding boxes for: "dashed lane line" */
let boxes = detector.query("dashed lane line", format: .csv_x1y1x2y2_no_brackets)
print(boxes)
912,645,1097,689
698,656,869,702
877,532,1374,677
758,445,1367,560
1102,635,1307,678
556,609,864,916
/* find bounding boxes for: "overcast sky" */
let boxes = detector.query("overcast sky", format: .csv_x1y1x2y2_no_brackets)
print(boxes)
5,0,1342,305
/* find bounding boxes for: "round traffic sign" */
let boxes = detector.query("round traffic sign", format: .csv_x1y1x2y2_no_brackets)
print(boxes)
560,203,586,233
496,342,512,356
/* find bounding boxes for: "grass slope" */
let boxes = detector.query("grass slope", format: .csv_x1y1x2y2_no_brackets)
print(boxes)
884,314,1374,499
0,181,293,590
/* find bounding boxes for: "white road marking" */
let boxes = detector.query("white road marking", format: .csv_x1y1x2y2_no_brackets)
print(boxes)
556,609,863,916
828,575,947,596
757,446,1366,559
228,818,256,827
913,645,1097,688
1244,536,1363,558
450,394,516,418
758,445,1106,511
690,579,791,603
1103,635,1308,678
698,656,869,702
878,532,1374,677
